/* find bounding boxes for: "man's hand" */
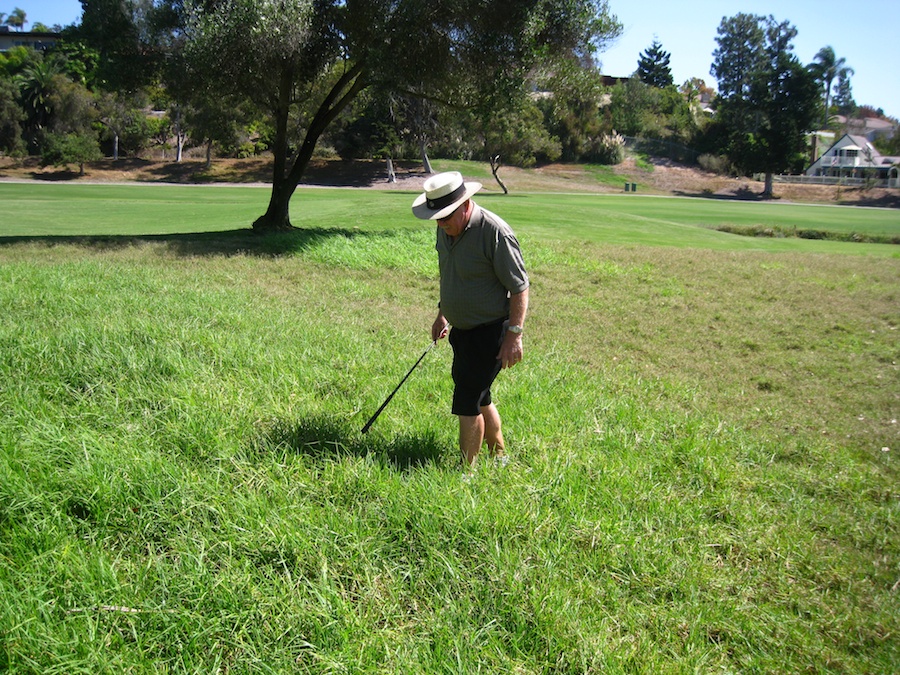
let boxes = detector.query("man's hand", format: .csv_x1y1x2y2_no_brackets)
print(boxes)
432,313,450,342
498,331,523,369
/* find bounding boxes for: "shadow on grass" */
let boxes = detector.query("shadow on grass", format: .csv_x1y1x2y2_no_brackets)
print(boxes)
0,226,389,257
127,157,422,187
673,186,770,201
261,414,446,471
673,186,900,209
7,157,426,187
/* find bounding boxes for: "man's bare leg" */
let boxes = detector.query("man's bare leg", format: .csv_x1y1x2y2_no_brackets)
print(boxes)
458,414,484,468
458,404,505,469
481,403,505,457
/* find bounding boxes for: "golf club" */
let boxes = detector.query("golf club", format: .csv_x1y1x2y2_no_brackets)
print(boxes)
361,340,437,434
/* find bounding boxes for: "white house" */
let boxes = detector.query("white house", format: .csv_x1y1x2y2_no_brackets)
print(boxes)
805,133,900,187
0,27,60,53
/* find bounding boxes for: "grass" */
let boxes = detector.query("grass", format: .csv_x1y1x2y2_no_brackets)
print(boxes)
0,183,898,672
1,181,898,255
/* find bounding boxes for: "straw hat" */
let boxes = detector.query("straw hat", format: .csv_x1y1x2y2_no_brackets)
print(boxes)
411,171,482,220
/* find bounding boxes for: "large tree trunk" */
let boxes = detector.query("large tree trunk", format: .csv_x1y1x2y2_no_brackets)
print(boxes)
253,62,367,233
253,69,298,232
253,177,296,231
763,171,774,197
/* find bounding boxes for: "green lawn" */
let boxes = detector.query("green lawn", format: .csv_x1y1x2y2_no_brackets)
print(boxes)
0,183,898,672
2,182,898,255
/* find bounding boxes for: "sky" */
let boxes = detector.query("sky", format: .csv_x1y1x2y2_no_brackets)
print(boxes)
17,0,900,120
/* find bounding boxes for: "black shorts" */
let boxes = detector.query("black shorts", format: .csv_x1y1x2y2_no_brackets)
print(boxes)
448,319,506,416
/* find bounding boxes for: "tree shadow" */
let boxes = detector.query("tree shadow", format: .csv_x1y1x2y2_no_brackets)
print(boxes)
673,185,770,201
27,168,83,181
836,191,900,209
134,158,425,187
260,414,446,471
0,226,384,258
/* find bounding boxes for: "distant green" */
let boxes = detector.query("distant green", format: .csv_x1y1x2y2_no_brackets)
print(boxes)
1,182,897,256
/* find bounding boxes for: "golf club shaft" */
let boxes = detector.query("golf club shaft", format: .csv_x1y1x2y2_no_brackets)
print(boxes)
361,340,436,434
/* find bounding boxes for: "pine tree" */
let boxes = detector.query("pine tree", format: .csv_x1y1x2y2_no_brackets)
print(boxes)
637,39,673,88
832,73,856,117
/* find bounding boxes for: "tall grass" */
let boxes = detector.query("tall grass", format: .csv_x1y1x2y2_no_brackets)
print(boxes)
0,186,898,672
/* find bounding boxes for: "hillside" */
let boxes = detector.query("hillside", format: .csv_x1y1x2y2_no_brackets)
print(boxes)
1,154,898,208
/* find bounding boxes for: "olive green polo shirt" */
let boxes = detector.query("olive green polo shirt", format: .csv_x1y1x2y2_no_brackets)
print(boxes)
436,204,529,330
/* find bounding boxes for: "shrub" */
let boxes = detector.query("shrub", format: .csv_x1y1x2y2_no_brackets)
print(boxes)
698,153,734,176
40,131,102,175
595,131,625,165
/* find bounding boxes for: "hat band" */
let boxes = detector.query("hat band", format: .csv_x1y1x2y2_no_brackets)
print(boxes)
426,183,466,211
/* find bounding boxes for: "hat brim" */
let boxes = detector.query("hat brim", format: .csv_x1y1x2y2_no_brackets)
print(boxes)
411,181,483,220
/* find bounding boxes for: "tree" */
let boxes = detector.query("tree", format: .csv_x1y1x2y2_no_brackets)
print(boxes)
41,131,102,175
467,92,562,167
0,76,25,154
535,56,607,163
41,75,101,175
710,13,819,196
606,77,696,150
96,91,153,159
637,39,673,88
5,7,26,31
810,46,853,128
180,0,621,233
832,72,855,117
15,55,64,147
73,0,161,93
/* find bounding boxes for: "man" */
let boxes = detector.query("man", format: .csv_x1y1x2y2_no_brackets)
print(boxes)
412,171,530,469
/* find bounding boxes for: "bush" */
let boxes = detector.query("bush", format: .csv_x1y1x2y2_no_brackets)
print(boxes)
698,153,735,176
40,131,102,175
594,131,625,165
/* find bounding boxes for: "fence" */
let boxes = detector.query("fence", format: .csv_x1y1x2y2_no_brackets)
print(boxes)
772,174,893,188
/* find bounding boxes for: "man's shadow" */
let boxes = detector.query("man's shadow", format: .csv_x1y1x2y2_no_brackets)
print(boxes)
257,414,446,471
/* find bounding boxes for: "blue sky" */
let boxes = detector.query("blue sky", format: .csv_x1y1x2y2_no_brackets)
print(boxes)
20,0,900,119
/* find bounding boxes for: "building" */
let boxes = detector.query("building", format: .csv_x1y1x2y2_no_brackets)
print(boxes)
833,115,897,143
0,27,61,53
805,133,900,187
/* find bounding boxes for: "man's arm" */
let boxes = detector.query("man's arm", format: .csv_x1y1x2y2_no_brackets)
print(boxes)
499,288,529,369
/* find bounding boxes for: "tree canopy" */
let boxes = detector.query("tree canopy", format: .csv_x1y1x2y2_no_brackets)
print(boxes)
637,39,673,88
177,0,622,232
710,13,819,196
810,46,853,127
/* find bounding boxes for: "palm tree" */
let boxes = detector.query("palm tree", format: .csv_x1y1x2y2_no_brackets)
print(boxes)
16,57,63,133
5,7,26,31
811,46,853,128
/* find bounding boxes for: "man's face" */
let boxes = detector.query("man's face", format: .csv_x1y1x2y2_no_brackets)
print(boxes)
437,201,469,238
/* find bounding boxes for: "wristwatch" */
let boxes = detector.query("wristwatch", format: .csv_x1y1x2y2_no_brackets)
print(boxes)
507,325,524,335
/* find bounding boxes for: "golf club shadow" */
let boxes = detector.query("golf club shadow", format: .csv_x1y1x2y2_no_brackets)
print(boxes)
262,415,445,471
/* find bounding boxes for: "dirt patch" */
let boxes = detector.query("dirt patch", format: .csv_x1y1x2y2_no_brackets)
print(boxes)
1,154,897,208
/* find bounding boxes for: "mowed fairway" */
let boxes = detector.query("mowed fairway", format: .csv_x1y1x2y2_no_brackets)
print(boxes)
1,181,899,253
0,181,898,672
